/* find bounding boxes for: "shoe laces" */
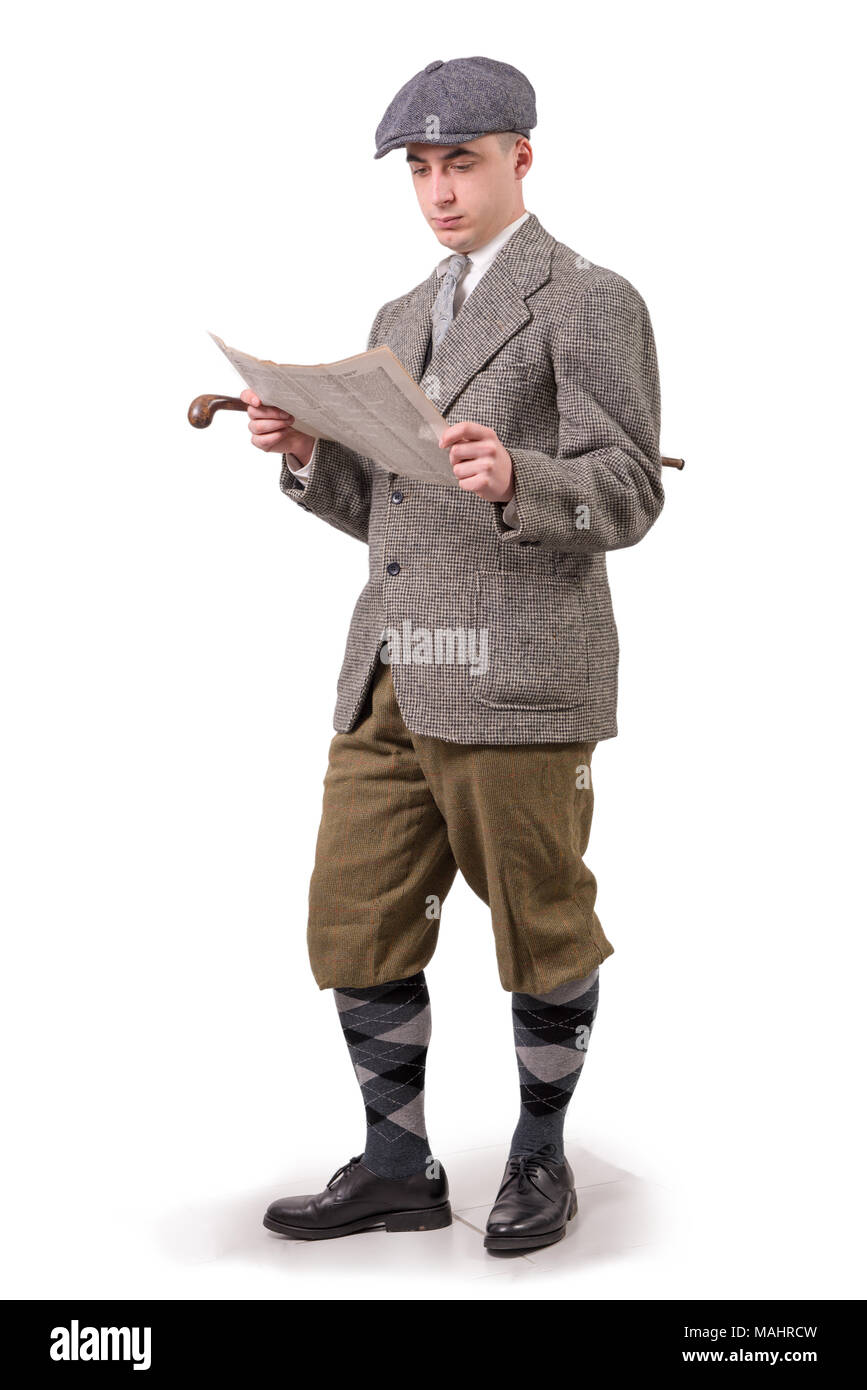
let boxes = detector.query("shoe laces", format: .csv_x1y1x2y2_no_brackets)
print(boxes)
504,1143,561,1196
326,1155,363,1189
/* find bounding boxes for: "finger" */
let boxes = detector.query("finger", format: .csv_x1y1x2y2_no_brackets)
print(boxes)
249,414,294,433
439,421,492,448
452,457,493,479
239,389,261,407
249,418,293,440
448,441,492,464
247,404,295,422
251,429,288,451
457,475,488,495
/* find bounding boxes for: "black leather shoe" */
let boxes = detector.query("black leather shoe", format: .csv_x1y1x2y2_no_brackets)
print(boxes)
263,1155,452,1240
484,1143,578,1251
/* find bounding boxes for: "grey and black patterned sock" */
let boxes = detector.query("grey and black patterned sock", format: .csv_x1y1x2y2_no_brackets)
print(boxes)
509,968,600,1161
333,972,432,1180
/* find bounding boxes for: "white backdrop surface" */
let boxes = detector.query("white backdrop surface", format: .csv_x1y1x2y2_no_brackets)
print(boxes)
1,0,864,1300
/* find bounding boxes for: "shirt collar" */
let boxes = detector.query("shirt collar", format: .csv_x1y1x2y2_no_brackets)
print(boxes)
435,210,531,278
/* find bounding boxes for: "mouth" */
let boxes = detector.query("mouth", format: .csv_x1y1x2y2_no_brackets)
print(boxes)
434,216,462,227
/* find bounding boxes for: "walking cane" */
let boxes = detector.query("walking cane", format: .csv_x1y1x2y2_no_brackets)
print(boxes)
187,394,686,470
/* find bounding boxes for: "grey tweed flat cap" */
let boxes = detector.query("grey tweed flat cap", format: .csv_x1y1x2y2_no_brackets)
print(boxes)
374,56,536,159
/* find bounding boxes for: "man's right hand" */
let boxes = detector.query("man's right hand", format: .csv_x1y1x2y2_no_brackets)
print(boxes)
240,388,316,466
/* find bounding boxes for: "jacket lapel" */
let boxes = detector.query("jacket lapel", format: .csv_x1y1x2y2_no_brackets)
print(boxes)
385,212,556,417
394,268,440,385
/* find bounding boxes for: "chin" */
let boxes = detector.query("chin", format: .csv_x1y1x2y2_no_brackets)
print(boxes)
437,225,471,246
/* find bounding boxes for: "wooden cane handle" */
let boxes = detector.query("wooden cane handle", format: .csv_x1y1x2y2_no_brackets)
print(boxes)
661,455,685,469
188,394,249,428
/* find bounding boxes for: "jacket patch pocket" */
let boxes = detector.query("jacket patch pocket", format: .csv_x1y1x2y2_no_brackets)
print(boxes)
470,571,590,710
471,362,545,393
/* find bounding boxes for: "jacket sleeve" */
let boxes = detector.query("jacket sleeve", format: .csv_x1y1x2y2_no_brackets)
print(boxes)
278,304,387,544
495,273,664,553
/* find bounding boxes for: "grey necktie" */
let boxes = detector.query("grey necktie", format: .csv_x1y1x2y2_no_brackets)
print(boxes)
430,252,470,354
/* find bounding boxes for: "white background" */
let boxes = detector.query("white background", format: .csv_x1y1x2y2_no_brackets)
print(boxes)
2,0,864,1301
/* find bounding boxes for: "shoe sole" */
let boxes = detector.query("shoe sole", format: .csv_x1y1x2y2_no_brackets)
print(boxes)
483,1190,578,1252
263,1201,453,1240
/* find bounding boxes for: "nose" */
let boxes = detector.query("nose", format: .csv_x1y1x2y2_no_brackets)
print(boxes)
429,172,453,206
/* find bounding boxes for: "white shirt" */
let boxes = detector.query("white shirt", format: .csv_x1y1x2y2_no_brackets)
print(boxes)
286,209,531,501
436,208,530,316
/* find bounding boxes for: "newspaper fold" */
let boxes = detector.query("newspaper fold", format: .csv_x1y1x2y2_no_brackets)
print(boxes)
208,332,457,487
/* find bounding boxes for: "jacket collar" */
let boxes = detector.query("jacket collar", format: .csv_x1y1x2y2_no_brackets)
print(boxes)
389,210,556,417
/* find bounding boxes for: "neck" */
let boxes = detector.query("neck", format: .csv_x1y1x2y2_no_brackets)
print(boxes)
471,207,526,252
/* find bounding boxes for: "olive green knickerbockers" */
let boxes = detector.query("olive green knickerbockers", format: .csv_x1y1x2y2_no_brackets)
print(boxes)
306,658,614,994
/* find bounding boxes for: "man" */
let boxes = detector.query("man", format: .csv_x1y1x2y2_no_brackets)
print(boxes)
243,56,665,1252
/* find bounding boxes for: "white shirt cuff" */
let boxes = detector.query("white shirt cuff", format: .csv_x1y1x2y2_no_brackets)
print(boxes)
285,452,311,482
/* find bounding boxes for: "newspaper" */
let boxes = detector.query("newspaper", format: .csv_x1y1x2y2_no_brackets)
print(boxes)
208,332,457,487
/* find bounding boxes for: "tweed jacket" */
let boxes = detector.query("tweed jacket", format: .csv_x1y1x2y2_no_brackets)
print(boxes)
279,211,664,745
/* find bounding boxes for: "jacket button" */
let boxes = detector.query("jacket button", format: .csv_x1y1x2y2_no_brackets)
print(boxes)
391,490,404,503
386,561,401,575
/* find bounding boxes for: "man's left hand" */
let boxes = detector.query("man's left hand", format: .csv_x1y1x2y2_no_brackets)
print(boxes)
439,422,515,503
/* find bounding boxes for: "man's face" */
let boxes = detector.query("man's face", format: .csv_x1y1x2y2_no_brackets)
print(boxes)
404,133,531,253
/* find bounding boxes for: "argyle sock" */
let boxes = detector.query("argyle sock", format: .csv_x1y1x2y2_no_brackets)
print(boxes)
509,967,600,1161
333,971,432,1180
